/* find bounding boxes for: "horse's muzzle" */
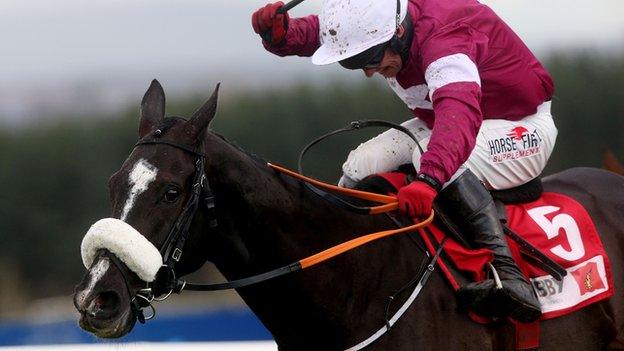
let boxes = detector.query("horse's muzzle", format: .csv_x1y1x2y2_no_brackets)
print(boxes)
73,257,137,339
74,289,135,338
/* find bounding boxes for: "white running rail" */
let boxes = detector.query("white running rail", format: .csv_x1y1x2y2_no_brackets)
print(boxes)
0,341,278,351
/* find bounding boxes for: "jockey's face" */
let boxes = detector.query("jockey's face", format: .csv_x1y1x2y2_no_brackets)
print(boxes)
363,47,403,78
362,24,406,79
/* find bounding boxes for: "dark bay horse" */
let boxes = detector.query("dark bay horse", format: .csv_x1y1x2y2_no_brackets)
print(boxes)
74,81,624,350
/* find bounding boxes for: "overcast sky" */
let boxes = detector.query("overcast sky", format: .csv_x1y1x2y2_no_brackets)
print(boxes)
0,0,623,122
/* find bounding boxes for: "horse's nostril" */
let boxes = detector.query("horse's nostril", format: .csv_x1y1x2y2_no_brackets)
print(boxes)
88,291,121,319
100,291,119,308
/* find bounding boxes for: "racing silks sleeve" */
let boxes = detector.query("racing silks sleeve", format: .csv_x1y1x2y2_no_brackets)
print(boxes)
418,23,488,185
262,15,321,57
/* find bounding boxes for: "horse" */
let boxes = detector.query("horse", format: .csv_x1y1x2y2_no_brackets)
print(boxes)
73,80,624,350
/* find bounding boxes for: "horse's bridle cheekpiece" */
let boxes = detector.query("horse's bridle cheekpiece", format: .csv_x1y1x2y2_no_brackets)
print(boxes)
129,136,218,322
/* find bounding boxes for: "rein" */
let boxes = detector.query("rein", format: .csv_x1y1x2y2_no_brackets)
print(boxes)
124,132,434,326
296,120,424,214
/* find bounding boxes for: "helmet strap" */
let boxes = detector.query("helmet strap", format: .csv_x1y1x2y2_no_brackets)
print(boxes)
389,10,413,66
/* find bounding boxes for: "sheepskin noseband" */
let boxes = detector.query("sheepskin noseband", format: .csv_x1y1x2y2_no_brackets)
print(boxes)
81,218,163,282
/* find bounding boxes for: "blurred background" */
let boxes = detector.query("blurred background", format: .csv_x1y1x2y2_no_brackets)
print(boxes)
0,0,623,348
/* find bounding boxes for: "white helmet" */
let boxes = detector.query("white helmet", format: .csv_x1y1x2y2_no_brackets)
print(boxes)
311,0,408,66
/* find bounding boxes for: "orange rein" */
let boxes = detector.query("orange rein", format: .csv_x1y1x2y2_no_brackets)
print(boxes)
268,163,398,214
298,212,434,268
267,163,435,269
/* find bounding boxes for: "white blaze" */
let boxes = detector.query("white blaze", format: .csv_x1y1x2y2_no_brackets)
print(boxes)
120,159,158,221
75,257,110,307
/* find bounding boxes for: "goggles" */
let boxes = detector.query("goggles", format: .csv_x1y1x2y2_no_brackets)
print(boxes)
338,0,401,70
338,42,388,70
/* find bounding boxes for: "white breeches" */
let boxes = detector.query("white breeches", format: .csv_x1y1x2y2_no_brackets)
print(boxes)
339,101,557,190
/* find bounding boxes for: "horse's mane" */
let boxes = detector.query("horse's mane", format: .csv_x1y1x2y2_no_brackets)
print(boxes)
208,129,268,166
160,116,268,165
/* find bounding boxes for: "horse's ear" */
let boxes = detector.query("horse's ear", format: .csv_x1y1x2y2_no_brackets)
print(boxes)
139,79,166,138
187,83,220,141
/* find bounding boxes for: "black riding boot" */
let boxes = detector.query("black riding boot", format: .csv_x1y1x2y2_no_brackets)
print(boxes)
434,170,541,323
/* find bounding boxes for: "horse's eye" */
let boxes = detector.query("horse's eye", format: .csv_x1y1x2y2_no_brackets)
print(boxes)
164,188,181,203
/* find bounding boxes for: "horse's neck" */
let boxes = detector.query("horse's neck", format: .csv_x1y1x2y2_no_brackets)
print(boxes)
201,133,391,267
199,134,433,347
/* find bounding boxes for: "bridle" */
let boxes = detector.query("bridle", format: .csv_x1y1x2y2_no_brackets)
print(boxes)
107,135,218,323
136,139,217,269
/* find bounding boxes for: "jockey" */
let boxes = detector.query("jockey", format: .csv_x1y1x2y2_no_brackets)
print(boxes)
252,0,556,322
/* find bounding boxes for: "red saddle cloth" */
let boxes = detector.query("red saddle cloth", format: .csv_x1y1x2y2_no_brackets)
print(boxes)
375,172,614,318
421,192,614,320
370,172,614,350
415,191,614,351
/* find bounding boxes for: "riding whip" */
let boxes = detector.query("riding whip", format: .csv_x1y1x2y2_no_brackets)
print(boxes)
277,0,307,13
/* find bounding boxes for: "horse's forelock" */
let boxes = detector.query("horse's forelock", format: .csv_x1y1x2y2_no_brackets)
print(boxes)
154,117,186,134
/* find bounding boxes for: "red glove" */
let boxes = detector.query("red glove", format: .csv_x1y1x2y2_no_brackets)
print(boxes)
397,180,438,219
251,2,290,46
